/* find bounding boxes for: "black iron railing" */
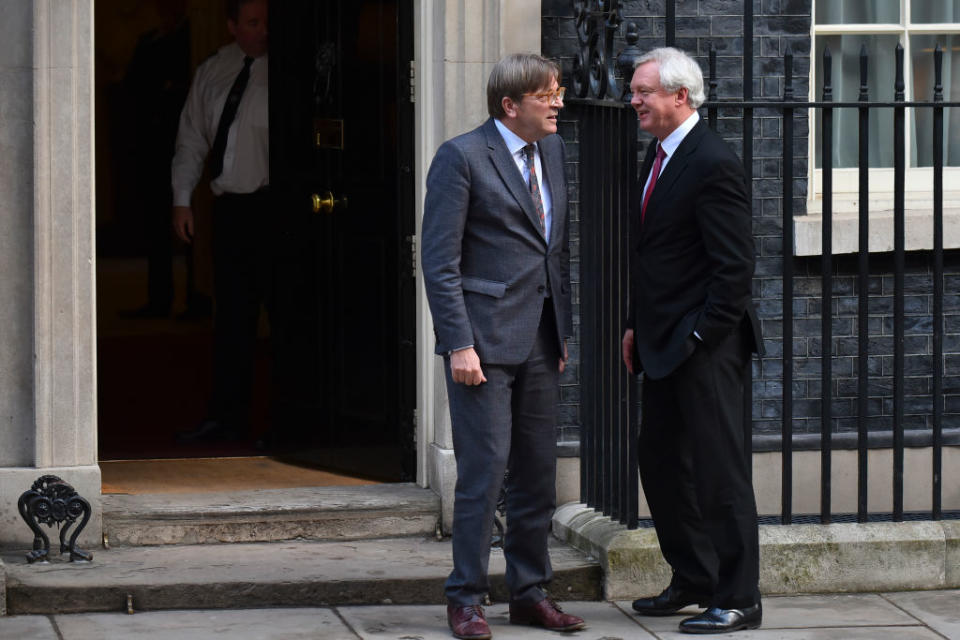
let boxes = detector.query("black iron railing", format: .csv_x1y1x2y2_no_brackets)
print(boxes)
569,0,954,529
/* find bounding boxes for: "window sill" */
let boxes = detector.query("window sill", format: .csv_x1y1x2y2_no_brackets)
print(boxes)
794,205,960,256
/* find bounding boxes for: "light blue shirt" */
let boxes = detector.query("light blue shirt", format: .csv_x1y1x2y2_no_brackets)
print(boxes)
494,118,553,245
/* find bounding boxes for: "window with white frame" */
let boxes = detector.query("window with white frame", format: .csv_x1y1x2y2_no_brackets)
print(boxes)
798,0,960,255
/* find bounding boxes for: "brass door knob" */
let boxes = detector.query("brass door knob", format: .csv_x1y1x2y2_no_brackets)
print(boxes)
311,191,348,214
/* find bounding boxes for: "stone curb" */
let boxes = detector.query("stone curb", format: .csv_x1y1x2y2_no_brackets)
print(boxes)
553,502,960,600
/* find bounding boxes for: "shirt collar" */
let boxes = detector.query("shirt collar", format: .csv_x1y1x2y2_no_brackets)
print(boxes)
658,111,700,158
494,118,536,157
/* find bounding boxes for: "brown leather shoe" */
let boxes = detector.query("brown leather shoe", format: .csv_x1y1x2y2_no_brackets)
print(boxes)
509,598,586,632
447,604,491,640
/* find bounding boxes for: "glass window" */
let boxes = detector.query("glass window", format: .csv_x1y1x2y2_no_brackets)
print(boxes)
910,34,960,166
815,0,900,24
912,1,960,23
812,2,960,169
814,35,899,168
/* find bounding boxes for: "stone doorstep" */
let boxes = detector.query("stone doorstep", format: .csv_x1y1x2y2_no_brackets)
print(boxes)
553,502,960,601
1,537,602,615
102,483,441,546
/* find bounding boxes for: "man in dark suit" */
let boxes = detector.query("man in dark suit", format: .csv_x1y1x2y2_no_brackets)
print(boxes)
621,47,764,634
422,53,585,639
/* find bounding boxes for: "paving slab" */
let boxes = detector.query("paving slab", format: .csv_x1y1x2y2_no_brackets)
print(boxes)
339,601,655,639
0,615,59,640
884,589,960,639
52,608,355,640
614,595,937,639
3,537,599,614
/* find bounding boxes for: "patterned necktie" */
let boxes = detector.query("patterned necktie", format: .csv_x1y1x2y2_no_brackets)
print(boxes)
641,144,668,224
210,56,254,179
522,144,546,234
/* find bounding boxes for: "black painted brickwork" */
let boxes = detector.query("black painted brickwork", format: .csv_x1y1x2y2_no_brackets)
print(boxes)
545,0,960,442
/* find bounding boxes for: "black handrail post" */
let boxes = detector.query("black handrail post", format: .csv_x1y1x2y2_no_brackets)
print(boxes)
625,107,640,530
857,44,870,523
708,46,718,131
820,46,834,524
932,44,944,521
741,0,755,476
893,43,906,523
781,45,795,524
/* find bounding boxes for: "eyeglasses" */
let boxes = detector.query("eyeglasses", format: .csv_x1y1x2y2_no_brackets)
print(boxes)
524,86,566,104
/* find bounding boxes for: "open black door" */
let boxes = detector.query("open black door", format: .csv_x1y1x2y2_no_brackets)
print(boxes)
270,0,416,481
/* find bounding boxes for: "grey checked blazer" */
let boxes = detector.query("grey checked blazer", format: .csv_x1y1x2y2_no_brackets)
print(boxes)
422,118,573,365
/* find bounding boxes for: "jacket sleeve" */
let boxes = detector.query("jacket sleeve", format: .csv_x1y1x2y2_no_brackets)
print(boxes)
692,150,755,346
421,140,475,353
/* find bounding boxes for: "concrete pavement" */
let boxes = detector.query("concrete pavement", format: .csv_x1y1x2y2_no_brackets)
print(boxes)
1,590,958,639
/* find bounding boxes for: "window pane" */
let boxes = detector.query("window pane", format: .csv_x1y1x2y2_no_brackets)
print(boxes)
814,35,899,168
911,34,960,166
911,1,960,23
816,0,900,24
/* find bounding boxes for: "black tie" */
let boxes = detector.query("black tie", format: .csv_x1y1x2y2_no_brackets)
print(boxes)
210,56,254,179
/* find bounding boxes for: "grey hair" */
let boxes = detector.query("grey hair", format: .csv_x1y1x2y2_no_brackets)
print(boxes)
635,47,705,109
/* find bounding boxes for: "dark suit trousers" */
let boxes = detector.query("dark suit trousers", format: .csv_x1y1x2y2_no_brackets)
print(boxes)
639,327,760,609
211,191,274,434
444,302,560,606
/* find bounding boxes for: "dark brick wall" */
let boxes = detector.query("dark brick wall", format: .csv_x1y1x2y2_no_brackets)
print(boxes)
546,0,960,443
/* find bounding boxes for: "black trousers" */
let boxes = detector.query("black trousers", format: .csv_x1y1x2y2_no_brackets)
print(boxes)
443,302,561,606
210,190,275,434
639,327,760,609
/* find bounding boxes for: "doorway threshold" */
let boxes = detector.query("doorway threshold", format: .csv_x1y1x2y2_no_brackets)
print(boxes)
102,482,440,547
101,456,380,495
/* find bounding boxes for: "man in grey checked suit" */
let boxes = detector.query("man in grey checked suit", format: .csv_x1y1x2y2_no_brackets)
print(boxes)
422,53,584,640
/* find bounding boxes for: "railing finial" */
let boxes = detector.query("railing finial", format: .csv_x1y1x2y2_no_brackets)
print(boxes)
895,42,905,100
934,43,944,102
858,44,869,102
822,46,832,101
783,44,794,101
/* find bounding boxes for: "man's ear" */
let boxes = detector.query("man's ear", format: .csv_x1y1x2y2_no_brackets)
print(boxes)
227,19,237,39
675,87,689,107
501,96,518,119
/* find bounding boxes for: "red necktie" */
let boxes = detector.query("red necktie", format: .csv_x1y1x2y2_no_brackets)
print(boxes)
641,145,667,224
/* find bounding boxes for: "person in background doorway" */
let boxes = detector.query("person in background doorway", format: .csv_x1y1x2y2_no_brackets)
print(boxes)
172,0,271,444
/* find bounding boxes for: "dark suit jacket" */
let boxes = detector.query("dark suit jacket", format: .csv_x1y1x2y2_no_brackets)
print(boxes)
627,118,763,380
421,118,573,365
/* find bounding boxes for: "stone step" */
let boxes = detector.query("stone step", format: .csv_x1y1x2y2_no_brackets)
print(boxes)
101,483,441,546
1,537,602,615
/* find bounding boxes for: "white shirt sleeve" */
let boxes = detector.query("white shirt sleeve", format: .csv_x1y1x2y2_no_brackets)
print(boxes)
171,59,214,208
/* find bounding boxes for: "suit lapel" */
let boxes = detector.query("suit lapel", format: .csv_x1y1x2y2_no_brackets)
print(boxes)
483,119,547,244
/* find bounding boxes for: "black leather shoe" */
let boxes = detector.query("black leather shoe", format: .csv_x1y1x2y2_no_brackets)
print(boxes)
632,585,705,616
679,604,762,634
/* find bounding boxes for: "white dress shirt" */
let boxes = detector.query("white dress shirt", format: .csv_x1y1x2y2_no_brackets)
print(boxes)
494,118,553,245
640,111,700,205
172,42,269,206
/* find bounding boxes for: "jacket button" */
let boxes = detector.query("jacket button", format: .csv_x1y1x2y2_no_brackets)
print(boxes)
537,285,545,293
